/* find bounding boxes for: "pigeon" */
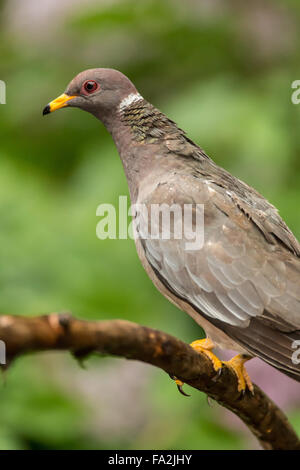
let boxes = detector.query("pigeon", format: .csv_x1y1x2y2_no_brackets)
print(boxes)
43,68,300,393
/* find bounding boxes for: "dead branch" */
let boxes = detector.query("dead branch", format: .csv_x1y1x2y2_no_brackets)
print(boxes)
0,313,299,450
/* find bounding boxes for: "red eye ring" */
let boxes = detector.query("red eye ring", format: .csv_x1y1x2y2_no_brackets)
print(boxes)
82,80,99,95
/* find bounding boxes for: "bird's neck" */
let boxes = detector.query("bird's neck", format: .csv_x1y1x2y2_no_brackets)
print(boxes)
118,98,181,142
99,98,182,198
98,97,210,201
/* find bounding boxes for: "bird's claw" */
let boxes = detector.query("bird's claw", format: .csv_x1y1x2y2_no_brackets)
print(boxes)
212,364,223,382
169,374,190,397
176,381,190,397
222,354,254,395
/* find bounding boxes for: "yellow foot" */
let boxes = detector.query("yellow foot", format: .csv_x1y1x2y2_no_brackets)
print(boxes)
223,353,254,394
190,338,223,372
172,338,222,397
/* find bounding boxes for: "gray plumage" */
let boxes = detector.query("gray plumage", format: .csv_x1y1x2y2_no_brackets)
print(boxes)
44,68,300,382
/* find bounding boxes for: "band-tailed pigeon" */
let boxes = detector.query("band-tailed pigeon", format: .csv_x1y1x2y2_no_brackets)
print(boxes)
43,68,300,394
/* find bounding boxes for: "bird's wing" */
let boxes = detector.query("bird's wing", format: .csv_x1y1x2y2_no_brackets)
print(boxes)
165,134,300,257
137,172,300,379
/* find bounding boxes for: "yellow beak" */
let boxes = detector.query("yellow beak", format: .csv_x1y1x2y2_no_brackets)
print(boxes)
43,93,76,115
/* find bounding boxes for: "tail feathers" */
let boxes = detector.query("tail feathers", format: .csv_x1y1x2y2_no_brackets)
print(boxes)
223,318,300,382
262,329,300,382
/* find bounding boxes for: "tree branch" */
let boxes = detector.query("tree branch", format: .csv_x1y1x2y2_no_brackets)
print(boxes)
0,313,299,450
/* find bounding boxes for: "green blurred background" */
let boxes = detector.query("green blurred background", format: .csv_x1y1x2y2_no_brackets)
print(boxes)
0,0,300,450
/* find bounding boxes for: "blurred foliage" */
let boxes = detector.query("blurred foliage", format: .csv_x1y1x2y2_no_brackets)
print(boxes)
0,0,299,450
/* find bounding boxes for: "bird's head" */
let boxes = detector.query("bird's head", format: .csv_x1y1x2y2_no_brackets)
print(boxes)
43,68,139,123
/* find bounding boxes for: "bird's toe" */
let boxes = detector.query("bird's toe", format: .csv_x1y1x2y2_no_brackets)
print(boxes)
222,354,254,395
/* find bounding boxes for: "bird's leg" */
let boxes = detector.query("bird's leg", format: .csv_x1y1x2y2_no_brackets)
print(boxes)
172,337,222,396
190,338,223,371
222,353,254,394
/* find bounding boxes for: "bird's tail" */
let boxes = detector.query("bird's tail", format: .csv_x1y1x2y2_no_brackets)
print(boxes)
224,318,300,382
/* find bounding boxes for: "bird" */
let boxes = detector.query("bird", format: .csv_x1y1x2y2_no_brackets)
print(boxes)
43,68,300,394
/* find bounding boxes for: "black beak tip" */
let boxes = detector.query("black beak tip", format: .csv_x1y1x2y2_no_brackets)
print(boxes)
43,105,50,116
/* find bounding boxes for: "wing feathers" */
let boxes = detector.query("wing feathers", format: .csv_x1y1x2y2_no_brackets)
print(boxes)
138,174,300,381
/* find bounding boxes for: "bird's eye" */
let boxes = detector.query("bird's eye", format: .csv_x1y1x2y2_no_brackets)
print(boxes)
82,80,99,94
